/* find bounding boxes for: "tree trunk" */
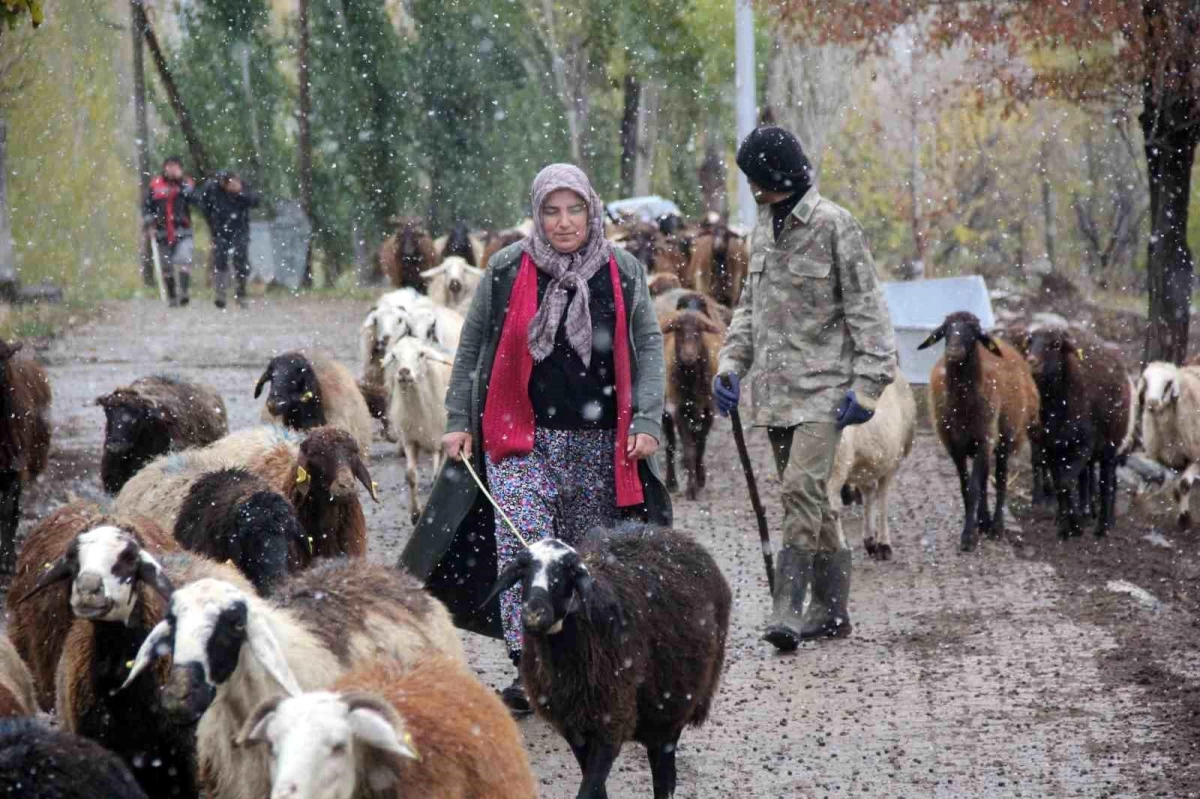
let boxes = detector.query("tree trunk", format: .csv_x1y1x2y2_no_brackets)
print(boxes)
633,81,660,197
619,74,640,197
297,0,315,290
698,124,726,218
130,1,154,287
1140,0,1200,365
139,5,208,178
0,119,13,292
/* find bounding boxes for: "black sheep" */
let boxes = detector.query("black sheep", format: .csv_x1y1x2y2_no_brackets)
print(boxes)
0,718,149,799
1025,328,1132,538
440,222,477,265
486,524,731,799
174,468,307,594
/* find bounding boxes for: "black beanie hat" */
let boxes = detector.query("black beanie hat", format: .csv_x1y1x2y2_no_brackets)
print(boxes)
736,126,812,194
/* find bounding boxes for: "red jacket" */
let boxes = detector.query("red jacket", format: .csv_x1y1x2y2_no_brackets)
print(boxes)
144,175,195,246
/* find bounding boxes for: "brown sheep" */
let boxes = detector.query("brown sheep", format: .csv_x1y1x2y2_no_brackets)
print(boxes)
920,311,1040,552
660,310,725,500
648,272,683,297
379,218,436,291
236,657,537,799
5,502,177,710
691,223,749,308
96,375,228,494
0,632,36,719
0,339,51,573
480,228,525,268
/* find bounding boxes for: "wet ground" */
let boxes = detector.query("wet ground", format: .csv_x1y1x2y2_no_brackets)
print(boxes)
4,295,1199,798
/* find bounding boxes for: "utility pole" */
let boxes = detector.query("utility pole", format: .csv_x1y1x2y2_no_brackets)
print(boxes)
131,0,153,287
734,0,756,230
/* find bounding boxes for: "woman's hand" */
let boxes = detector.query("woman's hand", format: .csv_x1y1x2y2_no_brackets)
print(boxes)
625,433,658,461
443,432,473,462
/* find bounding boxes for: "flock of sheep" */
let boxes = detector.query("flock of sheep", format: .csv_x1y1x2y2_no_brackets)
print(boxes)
0,206,1195,799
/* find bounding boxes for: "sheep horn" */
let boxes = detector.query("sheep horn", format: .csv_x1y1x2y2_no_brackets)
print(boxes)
234,695,284,748
17,556,74,604
120,618,172,691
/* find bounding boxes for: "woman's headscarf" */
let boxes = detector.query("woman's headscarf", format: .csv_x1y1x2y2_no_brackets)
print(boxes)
522,163,613,366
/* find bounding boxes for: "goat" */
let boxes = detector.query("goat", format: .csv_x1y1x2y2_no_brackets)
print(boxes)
0,718,150,799
691,224,749,308
1025,328,1132,538
122,561,465,799
5,502,174,710
97,375,227,494
659,310,724,500
421,255,484,315
920,312,1039,551
0,632,36,718
116,426,378,566
174,468,308,594
486,525,731,799
1138,362,1200,528
236,657,537,799
382,337,453,525
379,218,437,291
0,339,51,573
256,351,373,456
827,374,917,560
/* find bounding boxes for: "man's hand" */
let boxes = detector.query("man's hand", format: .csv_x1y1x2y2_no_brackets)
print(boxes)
443,432,473,462
626,433,658,461
713,372,741,417
835,390,875,430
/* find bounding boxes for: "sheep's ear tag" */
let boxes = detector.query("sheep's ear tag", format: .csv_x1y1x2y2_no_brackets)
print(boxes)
300,391,314,403
296,466,309,484
1076,348,1085,361
306,536,313,555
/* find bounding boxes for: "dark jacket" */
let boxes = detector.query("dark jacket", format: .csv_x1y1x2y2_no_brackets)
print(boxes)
199,180,261,249
143,175,196,246
400,242,671,639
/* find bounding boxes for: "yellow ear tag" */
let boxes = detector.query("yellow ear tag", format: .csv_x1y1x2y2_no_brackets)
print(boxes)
1076,348,1085,360
300,391,314,403
306,536,313,554
125,660,135,670
372,481,380,493
403,731,420,760
296,466,309,484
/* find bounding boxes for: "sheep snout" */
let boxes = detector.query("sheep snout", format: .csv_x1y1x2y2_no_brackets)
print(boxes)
69,572,114,619
163,662,214,724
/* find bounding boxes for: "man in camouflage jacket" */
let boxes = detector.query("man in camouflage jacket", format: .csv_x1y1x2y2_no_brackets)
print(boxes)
716,126,897,651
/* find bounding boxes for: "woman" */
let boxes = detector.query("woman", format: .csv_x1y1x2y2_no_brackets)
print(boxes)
401,164,670,714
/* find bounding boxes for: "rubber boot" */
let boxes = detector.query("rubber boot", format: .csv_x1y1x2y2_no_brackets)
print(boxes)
214,269,229,310
178,272,190,306
500,650,532,719
164,274,178,307
235,274,248,309
762,545,813,652
799,550,853,640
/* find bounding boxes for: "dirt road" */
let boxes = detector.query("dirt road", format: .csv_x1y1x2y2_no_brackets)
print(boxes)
4,296,1197,798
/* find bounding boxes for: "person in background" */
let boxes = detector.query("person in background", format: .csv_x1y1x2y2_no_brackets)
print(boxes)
143,155,196,307
715,126,897,651
199,170,260,309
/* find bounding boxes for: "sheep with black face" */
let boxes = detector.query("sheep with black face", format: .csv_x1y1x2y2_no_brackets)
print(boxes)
256,351,372,456
485,525,731,799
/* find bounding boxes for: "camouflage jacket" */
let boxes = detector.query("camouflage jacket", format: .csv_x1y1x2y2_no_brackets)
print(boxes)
717,188,897,427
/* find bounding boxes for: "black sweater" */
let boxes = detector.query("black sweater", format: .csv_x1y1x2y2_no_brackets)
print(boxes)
529,269,617,430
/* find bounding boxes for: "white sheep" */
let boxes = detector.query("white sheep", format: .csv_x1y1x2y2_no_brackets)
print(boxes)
827,374,917,560
382,337,453,525
420,255,484,315
359,296,463,386
121,561,465,799
1138,362,1200,527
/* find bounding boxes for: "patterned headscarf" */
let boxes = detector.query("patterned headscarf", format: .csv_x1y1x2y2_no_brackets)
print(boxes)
522,163,613,366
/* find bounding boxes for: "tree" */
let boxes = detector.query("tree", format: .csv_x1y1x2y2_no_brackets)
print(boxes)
769,0,1200,364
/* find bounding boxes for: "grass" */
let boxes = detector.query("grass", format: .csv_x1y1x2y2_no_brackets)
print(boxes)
0,301,100,345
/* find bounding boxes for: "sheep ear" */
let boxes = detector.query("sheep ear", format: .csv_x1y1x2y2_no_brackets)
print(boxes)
349,707,419,762
350,455,379,503
120,619,172,691
481,559,526,611
978,334,1004,357
136,551,174,602
95,393,115,408
917,325,946,350
424,346,454,366
419,265,446,279
465,265,485,277
235,695,283,748
254,365,272,399
659,313,681,335
697,316,725,336
1169,378,1181,401
18,555,75,603
574,567,624,631
247,610,302,697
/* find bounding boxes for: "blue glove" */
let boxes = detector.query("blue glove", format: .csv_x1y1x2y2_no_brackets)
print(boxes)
836,390,874,430
713,372,740,417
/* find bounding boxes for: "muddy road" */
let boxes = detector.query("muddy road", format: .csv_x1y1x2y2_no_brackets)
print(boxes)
4,296,1198,798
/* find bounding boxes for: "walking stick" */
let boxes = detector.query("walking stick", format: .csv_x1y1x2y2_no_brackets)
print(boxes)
148,236,168,304
722,375,774,593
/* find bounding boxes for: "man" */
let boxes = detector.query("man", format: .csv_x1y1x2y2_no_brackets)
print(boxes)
143,155,197,306
199,170,260,309
714,126,897,651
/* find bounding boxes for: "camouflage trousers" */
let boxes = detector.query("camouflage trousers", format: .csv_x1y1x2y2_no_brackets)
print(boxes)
767,423,847,552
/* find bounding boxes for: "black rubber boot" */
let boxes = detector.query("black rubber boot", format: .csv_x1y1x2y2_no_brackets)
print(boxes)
762,546,813,652
178,272,190,306
500,651,532,719
164,274,178,307
235,275,248,308
799,550,853,640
